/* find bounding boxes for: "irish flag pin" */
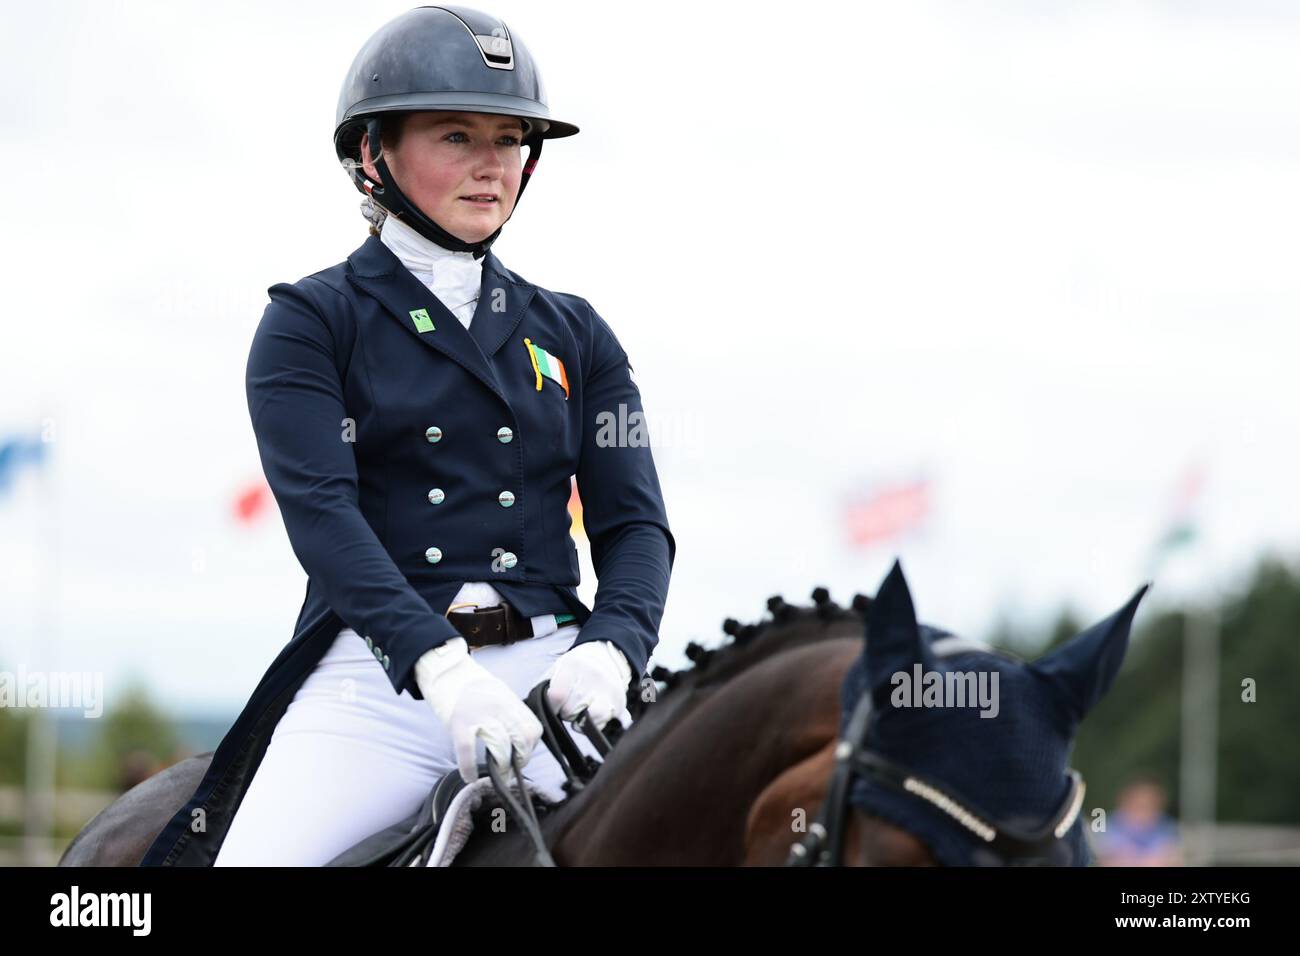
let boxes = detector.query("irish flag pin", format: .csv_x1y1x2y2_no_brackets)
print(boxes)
523,337,570,399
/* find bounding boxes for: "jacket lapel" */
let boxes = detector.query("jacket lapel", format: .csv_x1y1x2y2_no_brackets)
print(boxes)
345,235,534,403
468,250,535,358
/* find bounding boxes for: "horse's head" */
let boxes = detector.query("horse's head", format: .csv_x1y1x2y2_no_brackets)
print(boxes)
819,560,1148,867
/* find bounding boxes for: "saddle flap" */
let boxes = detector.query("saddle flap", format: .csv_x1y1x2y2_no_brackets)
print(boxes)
325,770,466,867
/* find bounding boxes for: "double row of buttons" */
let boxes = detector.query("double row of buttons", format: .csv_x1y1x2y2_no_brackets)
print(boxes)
424,425,514,444
423,423,519,570
426,488,515,508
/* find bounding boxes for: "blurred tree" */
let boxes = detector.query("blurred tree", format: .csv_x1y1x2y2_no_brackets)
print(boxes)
996,553,1300,825
59,681,180,793
0,701,28,786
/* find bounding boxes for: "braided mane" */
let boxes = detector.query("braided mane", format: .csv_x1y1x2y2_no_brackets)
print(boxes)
636,585,874,709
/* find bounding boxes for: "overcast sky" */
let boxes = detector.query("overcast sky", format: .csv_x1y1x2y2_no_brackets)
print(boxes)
1,0,1297,716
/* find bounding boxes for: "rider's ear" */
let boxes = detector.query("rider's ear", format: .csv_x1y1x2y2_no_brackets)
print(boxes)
360,132,380,181
1027,583,1149,725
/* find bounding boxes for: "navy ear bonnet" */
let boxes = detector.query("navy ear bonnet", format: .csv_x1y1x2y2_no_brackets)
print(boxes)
839,561,1148,866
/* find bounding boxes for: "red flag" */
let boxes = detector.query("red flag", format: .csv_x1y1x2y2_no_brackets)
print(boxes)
843,478,931,549
1169,460,1206,521
233,479,270,525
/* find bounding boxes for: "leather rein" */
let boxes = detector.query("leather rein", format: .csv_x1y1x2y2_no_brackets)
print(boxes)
482,679,614,867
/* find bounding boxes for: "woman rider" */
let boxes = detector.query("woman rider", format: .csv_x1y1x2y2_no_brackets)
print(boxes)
142,5,674,866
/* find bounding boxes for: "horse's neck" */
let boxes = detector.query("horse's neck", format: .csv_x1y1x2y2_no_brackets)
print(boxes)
554,629,863,865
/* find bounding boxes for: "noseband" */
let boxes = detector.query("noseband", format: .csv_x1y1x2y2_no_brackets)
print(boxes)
785,637,1087,867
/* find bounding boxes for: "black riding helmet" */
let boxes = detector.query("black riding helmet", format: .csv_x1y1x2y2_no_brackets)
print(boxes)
334,5,579,258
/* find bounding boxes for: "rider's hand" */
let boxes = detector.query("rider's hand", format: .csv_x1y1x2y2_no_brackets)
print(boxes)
545,640,633,729
414,638,543,784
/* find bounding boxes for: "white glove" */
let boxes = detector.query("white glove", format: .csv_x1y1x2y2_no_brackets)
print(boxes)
414,638,543,784
545,640,634,729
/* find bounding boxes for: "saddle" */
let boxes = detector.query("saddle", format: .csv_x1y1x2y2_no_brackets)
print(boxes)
325,679,616,867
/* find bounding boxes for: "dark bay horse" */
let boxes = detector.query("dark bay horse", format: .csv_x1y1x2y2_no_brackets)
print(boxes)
455,560,1145,865
61,561,1145,866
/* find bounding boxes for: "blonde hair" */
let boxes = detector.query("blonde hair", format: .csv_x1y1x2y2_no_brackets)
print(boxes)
338,112,409,236
360,195,389,237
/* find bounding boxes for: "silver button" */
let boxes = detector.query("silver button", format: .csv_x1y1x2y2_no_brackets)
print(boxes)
425,426,443,443
373,647,383,663
500,551,518,569
382,654,390,671
425,547,443,564
496,426,513,443
498,490,515,508
365,636,374,650
428,488,445,505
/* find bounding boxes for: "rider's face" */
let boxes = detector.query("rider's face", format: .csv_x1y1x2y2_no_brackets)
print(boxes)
361,111,525,243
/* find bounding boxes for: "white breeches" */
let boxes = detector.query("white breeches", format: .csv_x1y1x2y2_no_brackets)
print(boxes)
214,599,615,866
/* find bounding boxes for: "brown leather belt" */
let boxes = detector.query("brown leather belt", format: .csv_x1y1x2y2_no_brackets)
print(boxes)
446,602,536,649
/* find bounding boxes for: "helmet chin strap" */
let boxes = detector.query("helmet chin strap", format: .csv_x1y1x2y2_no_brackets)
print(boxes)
362,116,543,260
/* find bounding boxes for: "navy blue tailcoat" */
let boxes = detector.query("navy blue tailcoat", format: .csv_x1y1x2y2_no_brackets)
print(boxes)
139,234,674,865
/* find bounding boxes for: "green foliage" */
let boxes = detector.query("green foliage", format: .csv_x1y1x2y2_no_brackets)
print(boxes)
0,704,27,786
0,676,179,792
64,681,180,791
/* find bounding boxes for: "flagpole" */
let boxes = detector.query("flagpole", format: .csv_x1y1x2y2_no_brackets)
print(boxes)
1179,601,1219,865
1145,460,1215,866
23,408,59,865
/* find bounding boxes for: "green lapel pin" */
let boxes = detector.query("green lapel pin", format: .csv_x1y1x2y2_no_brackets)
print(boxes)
409,308,435,333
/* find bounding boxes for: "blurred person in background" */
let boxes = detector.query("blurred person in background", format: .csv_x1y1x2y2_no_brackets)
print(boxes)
1097,774,1183,866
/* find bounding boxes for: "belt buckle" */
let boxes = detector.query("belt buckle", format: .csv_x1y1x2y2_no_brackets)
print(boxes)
446,602,483,652
447,602,516,650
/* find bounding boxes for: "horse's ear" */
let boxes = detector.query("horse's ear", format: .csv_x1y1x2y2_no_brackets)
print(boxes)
864,559,935,692
1028,583,1150,725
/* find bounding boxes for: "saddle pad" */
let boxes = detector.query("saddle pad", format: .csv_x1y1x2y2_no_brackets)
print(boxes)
422,777,556,866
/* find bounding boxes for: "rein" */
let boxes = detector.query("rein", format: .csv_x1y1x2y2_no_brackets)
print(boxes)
480,681,616,866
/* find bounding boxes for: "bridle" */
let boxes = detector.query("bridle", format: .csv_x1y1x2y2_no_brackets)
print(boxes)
785,637,1088,867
